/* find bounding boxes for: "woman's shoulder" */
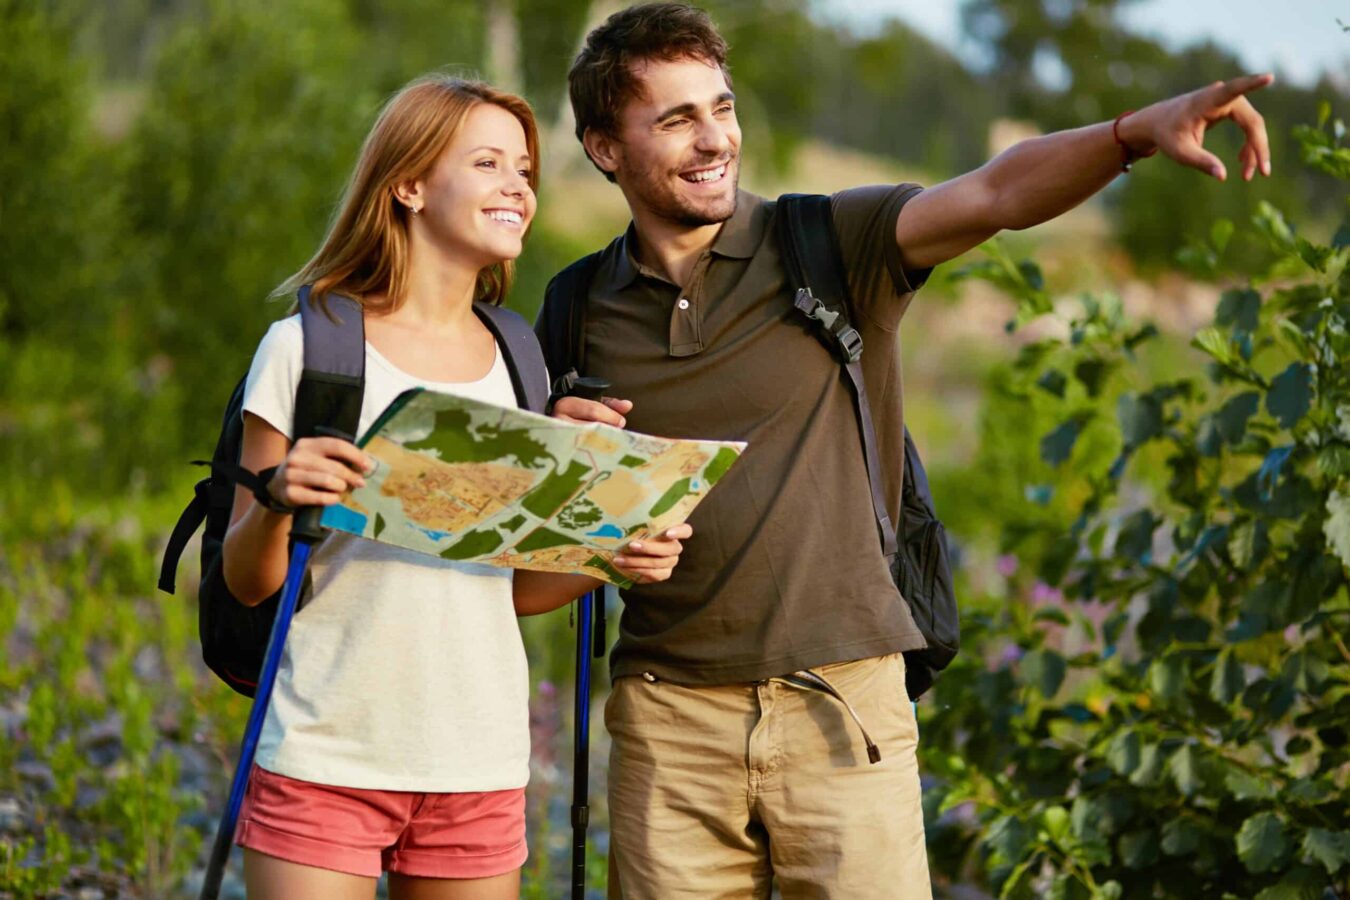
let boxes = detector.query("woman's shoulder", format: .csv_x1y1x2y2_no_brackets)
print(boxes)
253,313,304,358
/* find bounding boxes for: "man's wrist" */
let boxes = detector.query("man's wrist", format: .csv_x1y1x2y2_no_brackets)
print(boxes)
1114,107,1159,160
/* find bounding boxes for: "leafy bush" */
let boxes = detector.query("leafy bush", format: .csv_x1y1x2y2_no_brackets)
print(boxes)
921,107,1350,898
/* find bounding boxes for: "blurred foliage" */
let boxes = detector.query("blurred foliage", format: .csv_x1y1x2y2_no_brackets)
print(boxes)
919,113,1350,898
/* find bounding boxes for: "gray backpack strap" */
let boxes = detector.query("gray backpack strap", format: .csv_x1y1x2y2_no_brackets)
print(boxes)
295,285,365,441
475,302,550,414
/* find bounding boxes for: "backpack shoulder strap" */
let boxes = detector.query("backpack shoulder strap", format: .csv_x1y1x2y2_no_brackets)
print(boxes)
295,285,365,441
475,302,550,414
157,286,366,594
776,193,897,558
536,245,613,401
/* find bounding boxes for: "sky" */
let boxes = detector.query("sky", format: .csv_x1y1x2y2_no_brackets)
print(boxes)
815,0,1348,88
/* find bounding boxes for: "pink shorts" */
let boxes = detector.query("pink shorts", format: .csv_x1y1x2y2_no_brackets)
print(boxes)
233,764,528,879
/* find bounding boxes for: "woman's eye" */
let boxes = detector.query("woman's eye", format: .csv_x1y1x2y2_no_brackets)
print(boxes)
518,169,531,178
478,159,497,169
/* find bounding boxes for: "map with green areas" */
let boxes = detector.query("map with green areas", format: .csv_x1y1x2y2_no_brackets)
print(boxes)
319,388,746,587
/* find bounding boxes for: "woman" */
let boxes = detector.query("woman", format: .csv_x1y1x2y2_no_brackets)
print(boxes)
223,75,690,899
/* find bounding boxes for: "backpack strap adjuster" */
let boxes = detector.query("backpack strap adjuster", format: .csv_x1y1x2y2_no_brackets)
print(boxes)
793,288,863,363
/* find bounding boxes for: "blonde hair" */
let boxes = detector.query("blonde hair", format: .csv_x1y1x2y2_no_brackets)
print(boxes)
278,75,541,311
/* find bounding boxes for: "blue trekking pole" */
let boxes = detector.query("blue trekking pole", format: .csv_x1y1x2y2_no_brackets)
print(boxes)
571,589,606,900
200,504,327,900
567,375,611,900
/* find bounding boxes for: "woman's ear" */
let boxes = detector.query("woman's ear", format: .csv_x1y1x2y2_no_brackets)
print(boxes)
392,179,425,215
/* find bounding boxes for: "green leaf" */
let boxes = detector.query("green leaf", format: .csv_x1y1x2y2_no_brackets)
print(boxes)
1021,649,1068,698
1162,818,1202,856
1211,219,1235,255
1041,805,1071,845
1041,419,1084,467
1193,327,1238,367
1254,865,1331,900
1253,201,1298,254
1075,358,1116,397
1215,392,1261,444
1216,287,1261,333
1237,812,1289,873
1324,486,1350,570
1227,518,1269,570
987,815,1030,865
1266,363,1312,429
1106,730,1140,776
1302,828,1350,874
1094,882,1123,900
1168,744,1205,797
1117,829,1160,869
1210,648,1245,705
1118,392,1164,449
1115,509,1158,563
1128,742,1166,787
1149,654,1185,701
999,858,1038,900
1037,368,1068,398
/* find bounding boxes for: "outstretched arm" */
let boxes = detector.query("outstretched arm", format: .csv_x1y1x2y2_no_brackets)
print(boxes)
895,74,1274,271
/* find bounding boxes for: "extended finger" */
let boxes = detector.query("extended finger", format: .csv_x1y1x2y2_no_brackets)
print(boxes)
602,397,635,415
1213,73,1274,106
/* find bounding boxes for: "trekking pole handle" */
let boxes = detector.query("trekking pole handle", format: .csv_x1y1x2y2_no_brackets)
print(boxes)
290,425,357,544
569,376,610,402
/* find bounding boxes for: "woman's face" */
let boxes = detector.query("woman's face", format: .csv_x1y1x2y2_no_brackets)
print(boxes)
414,102,536,269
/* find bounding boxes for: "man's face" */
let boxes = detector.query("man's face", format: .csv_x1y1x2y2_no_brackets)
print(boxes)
600,56,741,227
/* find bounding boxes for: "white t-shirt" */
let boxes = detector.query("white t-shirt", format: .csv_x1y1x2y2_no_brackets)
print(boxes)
242,314,530,791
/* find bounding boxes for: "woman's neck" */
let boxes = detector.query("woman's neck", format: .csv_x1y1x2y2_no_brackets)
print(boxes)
378,234,482,330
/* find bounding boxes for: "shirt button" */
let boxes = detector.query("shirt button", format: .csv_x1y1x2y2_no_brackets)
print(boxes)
677,298,690,310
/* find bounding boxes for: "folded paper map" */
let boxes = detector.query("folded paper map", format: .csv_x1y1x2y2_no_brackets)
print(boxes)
320,388,746,587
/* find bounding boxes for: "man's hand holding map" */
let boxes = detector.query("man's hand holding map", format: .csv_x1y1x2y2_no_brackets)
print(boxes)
320,389,746,587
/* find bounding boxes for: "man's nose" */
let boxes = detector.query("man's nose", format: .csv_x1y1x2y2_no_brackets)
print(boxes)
694,117,732,156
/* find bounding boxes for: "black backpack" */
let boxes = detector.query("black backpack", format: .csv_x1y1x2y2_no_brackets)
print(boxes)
159,287,550,696
535,194,959,698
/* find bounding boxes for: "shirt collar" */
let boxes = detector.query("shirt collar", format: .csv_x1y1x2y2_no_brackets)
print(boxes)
609,190,766,290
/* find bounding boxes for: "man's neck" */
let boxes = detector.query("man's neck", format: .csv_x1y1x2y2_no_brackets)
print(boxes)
629,207,725,289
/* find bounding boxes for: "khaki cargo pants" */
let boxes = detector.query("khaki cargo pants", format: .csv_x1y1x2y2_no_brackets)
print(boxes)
604,652,931,899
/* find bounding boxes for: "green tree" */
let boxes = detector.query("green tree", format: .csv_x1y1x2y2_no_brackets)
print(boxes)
123,0,375,469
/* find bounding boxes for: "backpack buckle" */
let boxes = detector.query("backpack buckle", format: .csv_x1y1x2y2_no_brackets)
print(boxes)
794,288,863,364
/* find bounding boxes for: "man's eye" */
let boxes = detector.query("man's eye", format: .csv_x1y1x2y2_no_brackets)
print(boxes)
716,105,734,116
664,119,688,129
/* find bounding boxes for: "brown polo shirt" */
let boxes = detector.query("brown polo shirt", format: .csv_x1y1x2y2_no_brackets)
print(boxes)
575,186,929,684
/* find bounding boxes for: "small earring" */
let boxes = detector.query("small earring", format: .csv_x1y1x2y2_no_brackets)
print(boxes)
409,205,420,215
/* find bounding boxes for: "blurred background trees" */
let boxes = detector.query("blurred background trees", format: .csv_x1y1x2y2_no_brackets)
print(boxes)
2,0,1347,895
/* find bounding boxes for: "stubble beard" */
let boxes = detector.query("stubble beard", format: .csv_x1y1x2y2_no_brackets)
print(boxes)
627,155,740,228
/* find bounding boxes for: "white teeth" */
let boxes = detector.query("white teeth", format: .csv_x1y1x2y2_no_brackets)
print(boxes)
683,165,726,183
487,210,523,225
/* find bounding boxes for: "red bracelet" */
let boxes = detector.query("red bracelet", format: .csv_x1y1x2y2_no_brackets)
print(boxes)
1113,110,1156,173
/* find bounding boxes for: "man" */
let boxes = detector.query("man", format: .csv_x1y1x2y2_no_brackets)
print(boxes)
541,4,1271,897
